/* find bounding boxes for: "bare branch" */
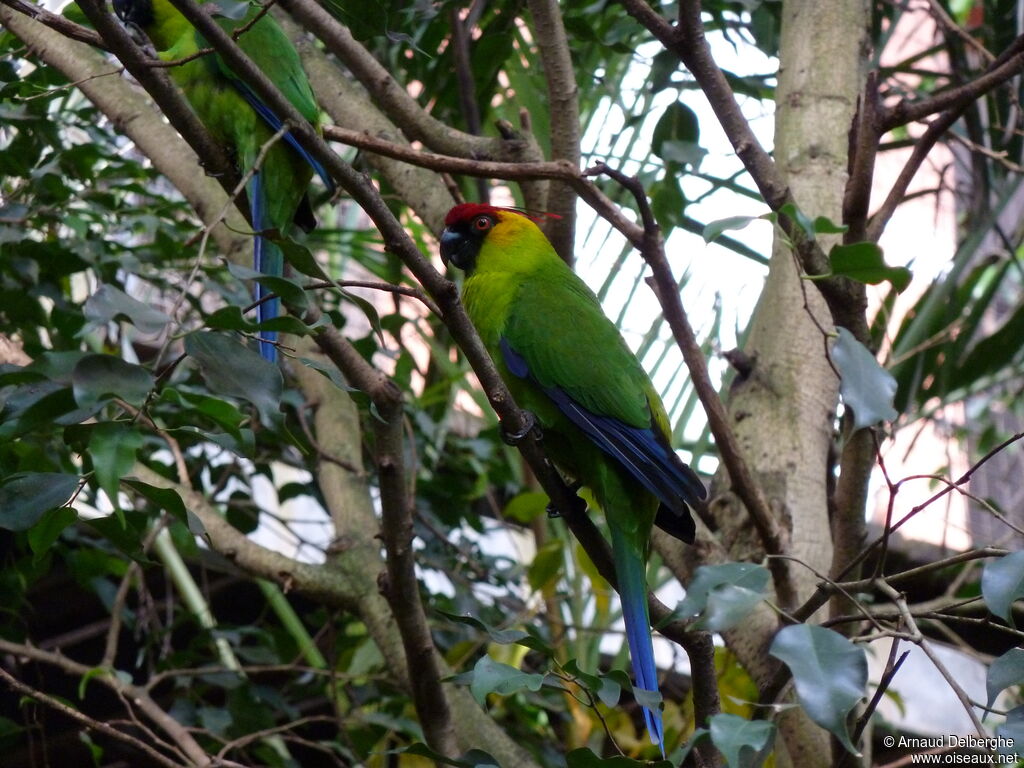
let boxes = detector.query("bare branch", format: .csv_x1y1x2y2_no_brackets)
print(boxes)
526,0,580,259
0,639,216,767
0,666,188,768
323,125,646,246
876,581,987,736
310,317,459,757
880,35,1024,132
869,40,1024,241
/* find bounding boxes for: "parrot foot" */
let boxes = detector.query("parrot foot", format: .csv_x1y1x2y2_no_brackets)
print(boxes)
545,481,582,519
501,411,539,445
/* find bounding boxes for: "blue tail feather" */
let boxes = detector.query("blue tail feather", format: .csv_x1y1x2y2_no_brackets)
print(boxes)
250,172,279,362
611,527,665,754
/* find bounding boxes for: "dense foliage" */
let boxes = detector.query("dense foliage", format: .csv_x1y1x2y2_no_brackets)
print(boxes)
2,1,1024,766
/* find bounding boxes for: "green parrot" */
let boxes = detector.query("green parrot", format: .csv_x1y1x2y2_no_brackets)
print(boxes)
112,0,333,361
440,204,706,752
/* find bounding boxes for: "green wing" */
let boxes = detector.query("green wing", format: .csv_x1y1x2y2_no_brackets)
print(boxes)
208,10,321,125
503,266,654,429
500,262,705,527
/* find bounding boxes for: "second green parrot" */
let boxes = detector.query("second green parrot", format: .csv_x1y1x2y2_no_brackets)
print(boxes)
112,0,333,361
440,204,706,753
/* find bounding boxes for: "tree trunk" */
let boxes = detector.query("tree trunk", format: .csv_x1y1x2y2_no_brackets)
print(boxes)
719,0,870,765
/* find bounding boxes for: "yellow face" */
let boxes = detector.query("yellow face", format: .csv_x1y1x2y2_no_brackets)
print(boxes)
440,205,557,278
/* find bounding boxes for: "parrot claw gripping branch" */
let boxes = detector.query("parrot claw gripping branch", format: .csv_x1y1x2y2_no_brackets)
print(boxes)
441,203,707,753
111,0,334,362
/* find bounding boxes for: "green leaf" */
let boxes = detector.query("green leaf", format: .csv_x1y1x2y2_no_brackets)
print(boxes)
253,274,309,312
88,422,143,510
662,562,769,632
832,327,898,431
184,331,283,426
652,101,704,168
827,242,911,292
811,215,848,234
27,506,78,561
0,472,79,531
296,356,355,392
123,479,206,536
708,713,775,768
769,624,866,754
527,539,563,592
503,491,548,523
982,551,1024,626
86,514,153,563
779,201,815,239
277,239,332,282
563,659,622,708
986,647,1024,709
82,285,171,335
467,655,544,707
437,611,551,653
71,354,154,409
206,304,313,336
703,215,758,244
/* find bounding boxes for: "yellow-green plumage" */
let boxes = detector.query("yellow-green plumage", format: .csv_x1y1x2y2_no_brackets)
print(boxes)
441,204,706,753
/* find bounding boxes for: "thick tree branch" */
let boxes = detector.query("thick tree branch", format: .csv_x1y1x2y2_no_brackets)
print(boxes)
310,319,459,758
526,0,580,260
131,463,362,611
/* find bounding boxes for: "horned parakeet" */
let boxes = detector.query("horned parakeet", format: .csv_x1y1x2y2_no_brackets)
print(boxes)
440,203,706,751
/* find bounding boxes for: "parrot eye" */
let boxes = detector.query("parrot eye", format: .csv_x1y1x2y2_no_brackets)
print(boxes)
473,215,493,232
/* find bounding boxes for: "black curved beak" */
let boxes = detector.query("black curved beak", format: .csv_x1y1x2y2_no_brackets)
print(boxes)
439,228,474,272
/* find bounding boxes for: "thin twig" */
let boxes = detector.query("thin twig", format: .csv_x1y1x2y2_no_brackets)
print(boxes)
876,580,986,736
0,667,188,768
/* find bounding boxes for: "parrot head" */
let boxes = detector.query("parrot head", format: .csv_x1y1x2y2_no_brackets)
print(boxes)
440,204,555,276
112,0,154,30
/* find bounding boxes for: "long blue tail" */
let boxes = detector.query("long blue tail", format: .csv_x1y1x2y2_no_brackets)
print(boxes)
250,171,280,362
610,527,665,754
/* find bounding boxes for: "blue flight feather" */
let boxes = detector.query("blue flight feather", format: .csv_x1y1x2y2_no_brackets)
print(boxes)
611,526,665,752
250,171,278,362
500,338,704,529
232,80,334,192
